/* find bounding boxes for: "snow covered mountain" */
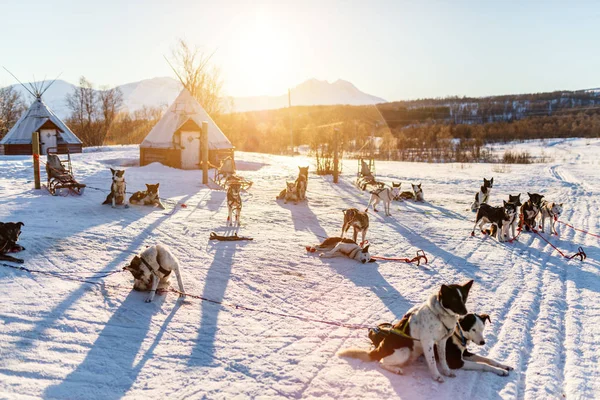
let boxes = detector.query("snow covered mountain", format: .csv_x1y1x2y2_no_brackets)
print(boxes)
4,77,385,118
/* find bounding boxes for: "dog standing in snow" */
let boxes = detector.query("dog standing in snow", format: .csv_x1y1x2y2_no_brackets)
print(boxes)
338,280,474,382
102,168,127,208
307,236,374,264
341,208,369,245
471,202,511,242
505,194,522,241
123,244,186,303
519,192,544,231
227,182,242,226
470,177,493,212
391,182,402,200
366,187,392,216
129,183,165,209
539,200,563,235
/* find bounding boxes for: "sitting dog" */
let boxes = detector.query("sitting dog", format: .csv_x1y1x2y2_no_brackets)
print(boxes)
470,177,493,212
0,222,25,264
129,183,165,209
309,237,373,264
227,182,242,226
296,166,308,201
391,182,402,200
519,193,544,231
471,202,511,242
338,280,474,382
539,200,563,235
366,187,392,216
102,168,127,208
505,194,522,241
341,208,369,245
123,244,186,303
281,181,299,204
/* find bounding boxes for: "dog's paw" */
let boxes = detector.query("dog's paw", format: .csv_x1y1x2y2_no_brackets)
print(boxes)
495,368,509,377
503,365,514,371
433,375,445,383
441,368,455,377
145,297,153,303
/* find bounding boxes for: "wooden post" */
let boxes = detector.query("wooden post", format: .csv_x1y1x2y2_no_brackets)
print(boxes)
201,121,209,185
333,128,339,184
32,131,41,189
288,88,293,156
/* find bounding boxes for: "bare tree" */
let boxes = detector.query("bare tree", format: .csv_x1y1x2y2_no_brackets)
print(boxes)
66,76,101,146
99,86,124,142
169,39,224,116
0,86,25,139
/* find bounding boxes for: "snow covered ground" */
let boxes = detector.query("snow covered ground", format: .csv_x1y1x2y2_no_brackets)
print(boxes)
1,138,599,399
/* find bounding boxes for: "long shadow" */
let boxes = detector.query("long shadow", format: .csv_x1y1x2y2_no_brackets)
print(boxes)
187,241,237,366
44,291,177,400
276,201,328,238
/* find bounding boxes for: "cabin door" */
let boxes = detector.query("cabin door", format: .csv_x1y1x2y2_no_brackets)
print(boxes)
40,129,57,155
180,131,201,169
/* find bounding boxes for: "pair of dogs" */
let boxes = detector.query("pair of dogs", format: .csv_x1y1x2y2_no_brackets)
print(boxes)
365,183,424,216
0,222,25,264
276,166,309,204
102,168,165,209
338,280,513,381
520,193,563,235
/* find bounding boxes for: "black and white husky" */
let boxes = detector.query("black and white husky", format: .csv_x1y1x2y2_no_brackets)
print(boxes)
123,244,186,303
470,177,493,212
102,168,127,208
341,208,369,245
505,194,522,241
539,200,563,235
471,202,512,242
296,166,308,201
519,193,544,231
227,182,242,226
398,183,424,201
0,222,25,264
338,280,474,382
307,237,373,264
366,187,392,216
129,183,165,209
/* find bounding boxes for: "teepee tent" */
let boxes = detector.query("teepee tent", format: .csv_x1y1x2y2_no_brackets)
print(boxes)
0,73,83,156
140,88,233,169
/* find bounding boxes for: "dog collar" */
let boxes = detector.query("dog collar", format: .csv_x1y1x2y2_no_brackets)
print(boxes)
456,324,467,346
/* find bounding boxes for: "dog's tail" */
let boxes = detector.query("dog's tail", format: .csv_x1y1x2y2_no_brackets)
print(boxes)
337,348,376,362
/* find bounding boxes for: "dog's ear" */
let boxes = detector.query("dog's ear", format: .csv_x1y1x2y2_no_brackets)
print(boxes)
110,168,115,175
560,203,563,207
527,192,531,197
440,284,452,298
418,183,422,188
478,313,491,324
17,222,24,227
491,177,493,184
503,200,507,206
462,279,474,296
368,258,377,263
155,183,160,188
146,184,151,190
362,245,370,253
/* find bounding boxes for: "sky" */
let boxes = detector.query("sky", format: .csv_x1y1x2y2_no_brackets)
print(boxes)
1,0,599,101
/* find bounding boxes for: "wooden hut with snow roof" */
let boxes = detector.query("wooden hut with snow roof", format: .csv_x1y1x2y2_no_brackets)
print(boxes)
139,88,234,169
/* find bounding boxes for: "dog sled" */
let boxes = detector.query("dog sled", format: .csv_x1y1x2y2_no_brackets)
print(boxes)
45,150,86,196
356,158,383,191
213,156,253,190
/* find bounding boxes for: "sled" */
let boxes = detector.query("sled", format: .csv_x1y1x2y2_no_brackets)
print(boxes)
45,150,86,196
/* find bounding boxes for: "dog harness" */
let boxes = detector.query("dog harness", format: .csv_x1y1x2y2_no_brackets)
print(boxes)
140,256,171,277
369,318,421,342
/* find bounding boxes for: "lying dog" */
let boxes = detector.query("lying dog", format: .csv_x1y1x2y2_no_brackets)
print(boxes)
123,244,185,303
398,183,424,201
338,280,474,382
366,187,392,216
276,181,299,204
227,182,242,226
102,168,127,208
129,183,165,209
539,200,563,235
306,236,374,264
0,222,25,264
471,203,511,242
341,208,369,245
471,177,493,212
519,192,544,231
296,166,308,201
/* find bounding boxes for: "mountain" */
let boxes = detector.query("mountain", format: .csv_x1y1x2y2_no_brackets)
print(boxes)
229,78,386,112
4,77,385,118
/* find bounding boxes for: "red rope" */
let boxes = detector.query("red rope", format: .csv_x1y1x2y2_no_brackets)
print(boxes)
557,220,600,239
533,231,586,261
371,250,428,266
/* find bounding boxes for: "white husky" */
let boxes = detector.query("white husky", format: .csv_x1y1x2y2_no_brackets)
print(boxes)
123,244,186,303
319,240,373,264
365,187,392,216
539,200,563,235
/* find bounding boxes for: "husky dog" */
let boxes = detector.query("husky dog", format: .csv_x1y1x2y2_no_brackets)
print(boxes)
316,239,373,264
129,183,165,209
505,194,522,240
399,183,423,201
391,182,402,200
123,244,185,303
296,166,308,200
0,222,25,264
102,168,127,208
341,208,369,245
306,236,357,252
227,182,242,226
519,193,544,231
471,203,511,242
366,187,392,216
539,200,563,235
338,280,474,382
470,178,493,212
